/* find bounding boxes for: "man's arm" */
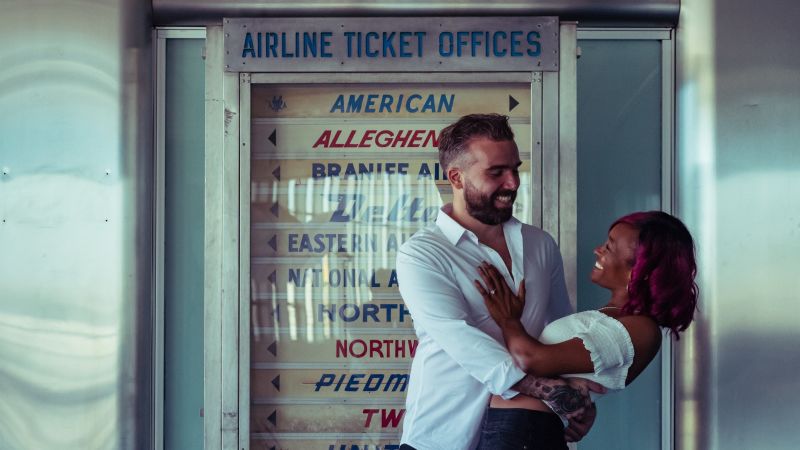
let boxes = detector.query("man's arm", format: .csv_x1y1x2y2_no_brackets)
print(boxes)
396,248,526,395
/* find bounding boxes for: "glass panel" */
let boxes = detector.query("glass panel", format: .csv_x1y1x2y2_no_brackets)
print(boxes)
248,83,533,449
164,38,205,450
576,39,663,449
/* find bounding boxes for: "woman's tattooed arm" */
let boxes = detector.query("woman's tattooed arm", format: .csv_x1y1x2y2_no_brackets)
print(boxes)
512,375,600,420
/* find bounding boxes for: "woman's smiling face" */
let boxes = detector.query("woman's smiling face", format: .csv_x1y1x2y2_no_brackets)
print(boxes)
591,222,639,291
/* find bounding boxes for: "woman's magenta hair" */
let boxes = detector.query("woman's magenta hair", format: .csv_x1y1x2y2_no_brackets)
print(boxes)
612,211,698,338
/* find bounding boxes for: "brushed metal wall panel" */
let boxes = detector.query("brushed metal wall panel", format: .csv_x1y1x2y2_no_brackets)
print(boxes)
677,0,800,449
0,0,153,448
153,0,680,26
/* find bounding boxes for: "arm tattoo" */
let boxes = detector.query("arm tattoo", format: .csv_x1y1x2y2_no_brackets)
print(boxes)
513,375,589,419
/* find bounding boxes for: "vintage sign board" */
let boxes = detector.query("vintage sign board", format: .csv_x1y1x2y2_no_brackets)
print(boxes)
224,17,559,72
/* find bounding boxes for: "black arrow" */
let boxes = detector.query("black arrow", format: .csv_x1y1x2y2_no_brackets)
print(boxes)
272,165,281,181
270,202,279,218
268,129,277,146
272,375,280,391
267,341,277,356
268,235,277,252
268,270,276,284
267,410,277,426
509,95,519,112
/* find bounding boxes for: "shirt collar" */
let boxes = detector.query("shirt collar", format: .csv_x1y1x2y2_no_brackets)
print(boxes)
435,204,521,246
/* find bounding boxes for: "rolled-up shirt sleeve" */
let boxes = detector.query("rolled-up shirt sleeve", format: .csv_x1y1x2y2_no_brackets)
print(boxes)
396,249,526,395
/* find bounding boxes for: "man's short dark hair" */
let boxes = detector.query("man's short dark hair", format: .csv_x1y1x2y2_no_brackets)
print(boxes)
438,113,515,171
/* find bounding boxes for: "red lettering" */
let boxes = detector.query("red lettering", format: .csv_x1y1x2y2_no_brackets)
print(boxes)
335,339,347,357
370,339,384,358
375,130,393,147
359,129,376,147
409,129,424,147
330,130,344,148
343,130,358,147
350,339,367,358
362,408,379,427
312,130,331,148
381,408,406,427
338,339,419,358
424,130,440,148
392,130,412,147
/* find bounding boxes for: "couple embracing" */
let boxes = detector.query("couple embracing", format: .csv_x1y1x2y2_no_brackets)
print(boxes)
395,114,698,450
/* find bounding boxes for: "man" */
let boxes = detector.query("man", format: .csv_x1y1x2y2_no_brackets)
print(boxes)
396,114,598,449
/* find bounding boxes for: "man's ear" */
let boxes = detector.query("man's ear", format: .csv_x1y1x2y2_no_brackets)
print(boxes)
448,167,463,190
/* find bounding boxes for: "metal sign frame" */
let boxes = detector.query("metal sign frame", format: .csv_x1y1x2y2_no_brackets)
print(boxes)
203,22,577,450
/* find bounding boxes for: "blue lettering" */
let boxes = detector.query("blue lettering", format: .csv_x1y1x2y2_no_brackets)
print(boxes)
456,31,469,57
320,31,333,57
362,304,379,322
345,31,356,57
379,95,393,113
345,374,364,392
364,374,383,392
399,31,412,57
312,162,328,177
527,31,541,56
315,373,335,391
242,32,255,58
303,32,317,57
387,269,399,288
470,31,482,57
510,31,523,56
266,32,278,57
414,32,426,57
439,32,454,57
366,32,380,57
493,31,507,57
347,95,364,112
382,32,397,57
364,94,378,113
288,268,304,286
340,304,360,322
318,304,336,321
406,94,422,113
421,95,436,113
439,94,454,113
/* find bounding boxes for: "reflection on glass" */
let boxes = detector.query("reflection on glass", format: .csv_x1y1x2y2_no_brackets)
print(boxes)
249,83,534,448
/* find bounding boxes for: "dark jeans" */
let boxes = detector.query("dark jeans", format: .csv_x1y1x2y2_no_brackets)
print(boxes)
476,408,567,450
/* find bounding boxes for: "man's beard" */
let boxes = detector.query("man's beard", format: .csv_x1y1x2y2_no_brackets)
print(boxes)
463,180,517,225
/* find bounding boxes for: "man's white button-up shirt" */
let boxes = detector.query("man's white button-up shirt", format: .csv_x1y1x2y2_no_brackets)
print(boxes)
396,205,572,450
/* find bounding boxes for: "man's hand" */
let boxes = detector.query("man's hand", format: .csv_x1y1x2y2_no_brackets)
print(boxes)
565,402,596,442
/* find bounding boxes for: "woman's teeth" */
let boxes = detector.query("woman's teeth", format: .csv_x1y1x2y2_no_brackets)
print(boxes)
594,261,604,270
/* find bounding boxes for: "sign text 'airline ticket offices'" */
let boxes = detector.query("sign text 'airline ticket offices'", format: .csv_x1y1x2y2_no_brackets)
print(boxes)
224,17,559,72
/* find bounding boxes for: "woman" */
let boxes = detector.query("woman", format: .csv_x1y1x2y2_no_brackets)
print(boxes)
474,211,698,450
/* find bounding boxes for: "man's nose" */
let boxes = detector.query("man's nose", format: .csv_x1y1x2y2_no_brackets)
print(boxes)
503,172,520,189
